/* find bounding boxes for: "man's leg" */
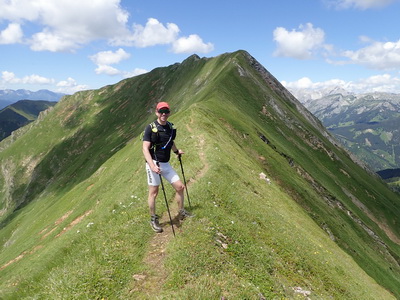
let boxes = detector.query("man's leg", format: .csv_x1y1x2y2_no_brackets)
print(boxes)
171,180,185,210
148,185,163,232
148,185,159,215
172,180,192,220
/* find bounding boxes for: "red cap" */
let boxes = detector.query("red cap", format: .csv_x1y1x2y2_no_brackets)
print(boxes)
156,102,170,111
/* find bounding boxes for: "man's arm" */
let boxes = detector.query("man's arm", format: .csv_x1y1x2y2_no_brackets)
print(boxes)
143,141,160,174
172,142,184,156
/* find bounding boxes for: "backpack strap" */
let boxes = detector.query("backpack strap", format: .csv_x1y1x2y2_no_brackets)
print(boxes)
150,121,158,133
150,122,158,146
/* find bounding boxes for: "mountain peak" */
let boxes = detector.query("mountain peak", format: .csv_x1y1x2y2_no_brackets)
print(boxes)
182,54,201,63
327,86,350,96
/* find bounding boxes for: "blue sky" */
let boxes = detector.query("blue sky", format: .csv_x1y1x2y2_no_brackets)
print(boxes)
1,0,400,95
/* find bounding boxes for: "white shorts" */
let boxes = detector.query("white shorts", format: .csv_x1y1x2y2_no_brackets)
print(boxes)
146,161,180,186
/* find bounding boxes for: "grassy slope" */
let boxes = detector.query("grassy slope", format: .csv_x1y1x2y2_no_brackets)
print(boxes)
0,51,399,299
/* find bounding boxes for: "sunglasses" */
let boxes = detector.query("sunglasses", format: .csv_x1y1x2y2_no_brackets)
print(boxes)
158,108,170,114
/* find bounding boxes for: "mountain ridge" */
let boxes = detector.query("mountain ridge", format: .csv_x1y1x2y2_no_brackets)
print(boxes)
0,89,65,109
298,90,400,172
0,50,399,299
0,100,57,141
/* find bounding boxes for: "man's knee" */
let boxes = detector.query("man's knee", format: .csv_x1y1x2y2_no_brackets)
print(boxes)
173,181,185,192
148,186,159,197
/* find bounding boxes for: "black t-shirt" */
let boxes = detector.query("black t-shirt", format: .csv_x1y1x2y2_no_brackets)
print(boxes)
142,121,176,162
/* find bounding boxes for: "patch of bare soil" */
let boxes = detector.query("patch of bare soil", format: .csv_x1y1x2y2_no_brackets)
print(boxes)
128,206,182,296
39,210,74,239
1,209,93,271
55,210,93,238
0,245,44,271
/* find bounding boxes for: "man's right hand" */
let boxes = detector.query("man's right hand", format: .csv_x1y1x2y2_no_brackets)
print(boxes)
151,164,161,174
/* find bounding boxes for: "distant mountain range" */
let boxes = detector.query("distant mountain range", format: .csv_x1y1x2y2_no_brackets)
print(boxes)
290,89,400,173
0,100,57,141
0,89,65,109
2,87,398,174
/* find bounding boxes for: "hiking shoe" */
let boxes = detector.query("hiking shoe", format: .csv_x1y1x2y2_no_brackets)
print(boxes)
150,215,163,233
179,209,193,220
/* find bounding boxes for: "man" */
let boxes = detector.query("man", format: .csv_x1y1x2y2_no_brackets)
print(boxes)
142,101,191,233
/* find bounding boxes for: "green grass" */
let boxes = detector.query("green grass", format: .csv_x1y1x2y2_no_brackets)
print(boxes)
1,50,399,299
3,108,391,299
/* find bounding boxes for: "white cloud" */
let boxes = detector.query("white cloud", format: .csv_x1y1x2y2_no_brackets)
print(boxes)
283,77,347,90
338,39,400,70
89,48,148,77
171,34,214,54
90,48,132,76
56,77,89,93
1,71,89,94
23,74,55,85
283,74,400,94
326,0,396,9
0,0,40,20
94,65,121,76
94,65,148,77
1,71,19,84
56,78,76,87
112,18,213,54
0,0,130,52
0,2,213,55
123,68,148,78
354,74,400,92
283,77,314,89
273,23,327,59
0,23,23,44
30,29,82,52
129,18,179,47
1,71,54,85
90,48,130,65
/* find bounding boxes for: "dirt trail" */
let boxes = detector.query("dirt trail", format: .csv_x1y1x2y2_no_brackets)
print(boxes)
129,120,209,296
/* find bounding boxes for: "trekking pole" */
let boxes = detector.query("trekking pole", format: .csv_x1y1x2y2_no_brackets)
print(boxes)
157,161,176,237
178,155,192,209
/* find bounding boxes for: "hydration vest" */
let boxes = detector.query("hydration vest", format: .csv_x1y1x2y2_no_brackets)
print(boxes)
149,121,176,149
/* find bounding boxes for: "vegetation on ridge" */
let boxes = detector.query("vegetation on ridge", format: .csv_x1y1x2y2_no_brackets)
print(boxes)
0,51,399,299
